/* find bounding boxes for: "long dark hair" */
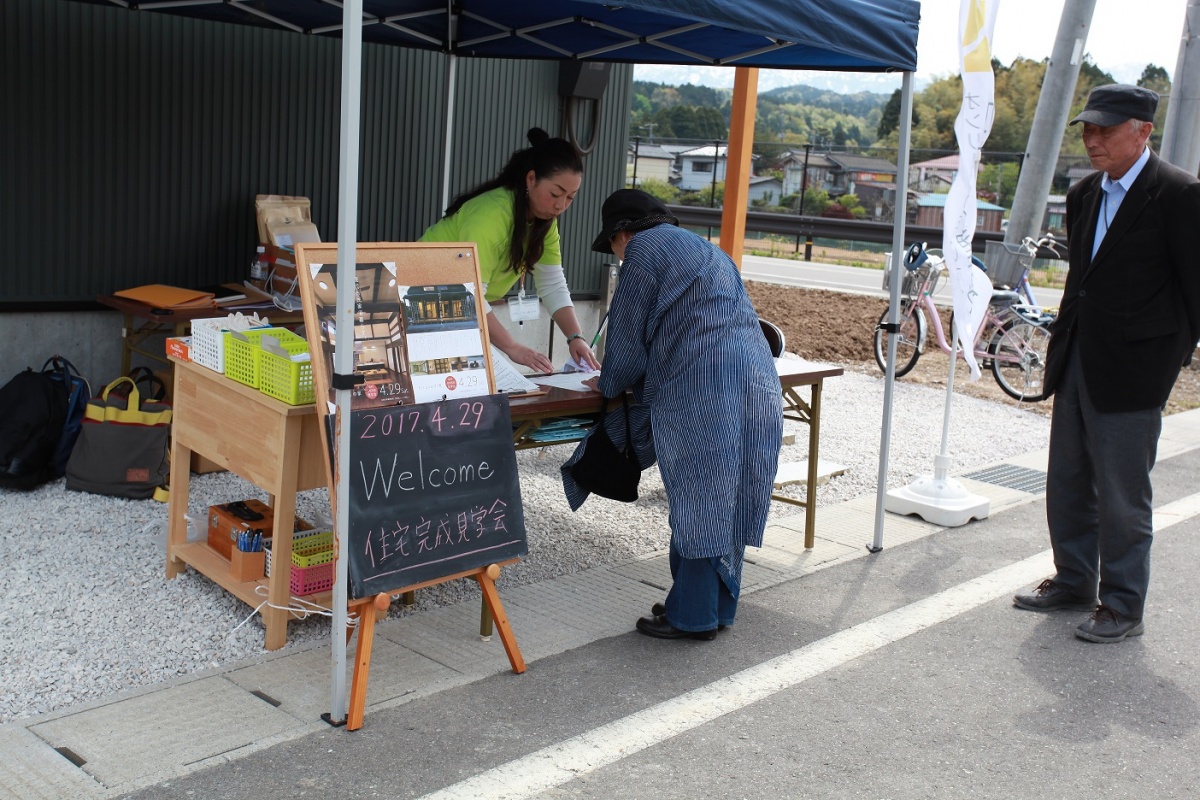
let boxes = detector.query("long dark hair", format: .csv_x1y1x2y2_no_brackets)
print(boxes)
444,127,583,275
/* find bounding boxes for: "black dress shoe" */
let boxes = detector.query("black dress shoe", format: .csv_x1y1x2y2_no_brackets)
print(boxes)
651,603,727,631
1075,605,1144,643
636,614,717,641
1013,578,1098,612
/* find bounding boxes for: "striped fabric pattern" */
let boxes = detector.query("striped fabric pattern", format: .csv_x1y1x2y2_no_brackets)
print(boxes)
562,224,783,568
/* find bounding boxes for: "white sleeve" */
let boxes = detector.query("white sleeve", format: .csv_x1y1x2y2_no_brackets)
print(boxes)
531,263,573,315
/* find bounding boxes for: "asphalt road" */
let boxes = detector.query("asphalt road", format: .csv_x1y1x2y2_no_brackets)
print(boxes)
742,254,1065,310
121,445,1200,800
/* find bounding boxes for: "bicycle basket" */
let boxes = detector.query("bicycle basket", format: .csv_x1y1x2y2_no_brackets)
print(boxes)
882,252,922,296
983,241,1031,288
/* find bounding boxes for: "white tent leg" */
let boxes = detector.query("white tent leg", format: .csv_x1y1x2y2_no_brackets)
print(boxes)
871,71,916,554
328,0,364,726
441,53,458,213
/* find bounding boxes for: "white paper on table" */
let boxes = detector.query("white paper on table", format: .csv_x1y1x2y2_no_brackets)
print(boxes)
489,345,541,394
531,371,599,392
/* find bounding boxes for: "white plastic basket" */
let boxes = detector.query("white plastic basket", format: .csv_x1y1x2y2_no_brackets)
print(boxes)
190,316,271,373
190,318,233,373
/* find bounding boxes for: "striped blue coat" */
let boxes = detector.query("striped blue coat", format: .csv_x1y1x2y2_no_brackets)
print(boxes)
562,224,782,560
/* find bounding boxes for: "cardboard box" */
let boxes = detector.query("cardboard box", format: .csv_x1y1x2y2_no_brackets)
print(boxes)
165,336,191,362
206,499,312,560
190,452,225,475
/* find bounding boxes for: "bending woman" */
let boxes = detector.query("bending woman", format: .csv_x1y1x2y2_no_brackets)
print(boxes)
563,189,783,640
420,127,600,373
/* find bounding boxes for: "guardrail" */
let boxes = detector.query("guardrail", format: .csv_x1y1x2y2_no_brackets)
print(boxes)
667,205,1065,259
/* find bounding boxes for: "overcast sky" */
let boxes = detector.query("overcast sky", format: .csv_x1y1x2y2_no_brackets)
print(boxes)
634,0,1189,92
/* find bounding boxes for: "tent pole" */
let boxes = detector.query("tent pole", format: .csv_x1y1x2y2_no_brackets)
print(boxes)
441,53,458,213
328,0,364,725
871,70,915,554
720,67,758,267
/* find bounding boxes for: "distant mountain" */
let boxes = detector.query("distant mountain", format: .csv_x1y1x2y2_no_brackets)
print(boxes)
632,64,918,94
759,85,891,118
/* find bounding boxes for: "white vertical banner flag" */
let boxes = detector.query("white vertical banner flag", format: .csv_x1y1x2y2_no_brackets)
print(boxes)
944,0,1000,380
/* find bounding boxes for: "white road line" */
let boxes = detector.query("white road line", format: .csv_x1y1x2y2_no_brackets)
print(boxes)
419,495,1200,800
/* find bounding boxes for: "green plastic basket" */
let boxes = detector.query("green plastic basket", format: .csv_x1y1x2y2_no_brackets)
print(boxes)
258,329,315,405
223,328,284,389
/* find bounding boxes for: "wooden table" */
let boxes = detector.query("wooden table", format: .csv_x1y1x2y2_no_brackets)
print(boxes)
97,294,302,375
508,359,843,549
165,357,328,650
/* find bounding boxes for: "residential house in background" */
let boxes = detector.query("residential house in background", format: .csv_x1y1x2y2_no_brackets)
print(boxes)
746,175,784,207
778,150,837,197
1066,164,1093,189
913,193,1006,233
827,153,898,218
1043,194,1066,236
627,142,676,187
909,154,960,191
675,144,728,191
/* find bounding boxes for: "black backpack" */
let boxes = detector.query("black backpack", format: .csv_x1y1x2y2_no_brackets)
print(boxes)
0,366,70,490
43,356,91,477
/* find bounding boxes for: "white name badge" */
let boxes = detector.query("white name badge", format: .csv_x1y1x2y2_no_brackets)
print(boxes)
509,296,541,322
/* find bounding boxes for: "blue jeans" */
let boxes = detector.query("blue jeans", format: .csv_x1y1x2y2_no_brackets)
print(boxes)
664,542,741,632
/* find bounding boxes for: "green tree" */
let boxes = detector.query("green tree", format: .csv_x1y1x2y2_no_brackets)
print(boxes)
633,177,679,204
877,89,902,139
800,187,831,216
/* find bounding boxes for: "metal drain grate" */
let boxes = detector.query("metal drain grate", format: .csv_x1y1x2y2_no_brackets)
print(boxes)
962,464,1047,494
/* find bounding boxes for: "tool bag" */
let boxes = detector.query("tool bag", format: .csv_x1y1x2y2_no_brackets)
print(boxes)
65,376,172,499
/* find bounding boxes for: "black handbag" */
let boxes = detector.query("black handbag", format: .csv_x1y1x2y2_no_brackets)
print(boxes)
569,394,642,502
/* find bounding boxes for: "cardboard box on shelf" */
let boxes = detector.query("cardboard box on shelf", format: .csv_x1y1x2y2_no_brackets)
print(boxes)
165,336,191,362
206,499,312,560
255,194,320,248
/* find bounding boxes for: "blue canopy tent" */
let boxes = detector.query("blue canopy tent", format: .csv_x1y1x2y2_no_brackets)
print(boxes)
72,0,921,724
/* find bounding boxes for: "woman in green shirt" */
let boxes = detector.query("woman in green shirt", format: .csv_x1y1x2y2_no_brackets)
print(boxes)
421,128,600,373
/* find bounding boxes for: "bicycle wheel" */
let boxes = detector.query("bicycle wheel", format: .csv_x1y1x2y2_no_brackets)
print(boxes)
873,305,926,377
990,319,1052,401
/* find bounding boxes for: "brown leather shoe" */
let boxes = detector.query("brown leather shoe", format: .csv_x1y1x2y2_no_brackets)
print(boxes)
1075,605,1144,643
1013,578,1098,612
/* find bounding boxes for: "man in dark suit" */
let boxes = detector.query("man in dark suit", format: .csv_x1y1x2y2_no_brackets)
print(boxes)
1013,84,1200,642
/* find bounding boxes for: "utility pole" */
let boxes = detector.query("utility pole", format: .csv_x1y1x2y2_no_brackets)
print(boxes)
631,135,641,188
640,122,657,144
798,143,812,215
709,140,722,208
1161,1,1200,175
1006,0,1096,246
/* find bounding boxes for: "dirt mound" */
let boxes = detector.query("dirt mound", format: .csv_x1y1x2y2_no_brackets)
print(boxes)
744,281,1200,418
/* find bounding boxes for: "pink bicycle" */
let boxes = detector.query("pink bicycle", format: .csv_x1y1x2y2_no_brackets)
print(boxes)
872,241,1057,402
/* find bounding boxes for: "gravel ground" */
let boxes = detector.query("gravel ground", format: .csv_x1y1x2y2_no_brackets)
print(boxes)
0,360,1050,724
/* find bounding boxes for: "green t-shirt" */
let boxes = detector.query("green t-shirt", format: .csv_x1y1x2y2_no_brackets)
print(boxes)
419,187,562,303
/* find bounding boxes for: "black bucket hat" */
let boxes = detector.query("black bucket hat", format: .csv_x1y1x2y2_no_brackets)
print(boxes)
1070,83,1159,127
591,189,679,254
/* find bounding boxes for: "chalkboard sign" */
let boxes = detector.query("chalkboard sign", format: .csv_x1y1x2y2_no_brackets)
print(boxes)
345,393,526,599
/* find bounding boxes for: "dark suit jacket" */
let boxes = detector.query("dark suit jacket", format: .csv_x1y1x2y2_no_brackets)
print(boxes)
1044,151,1200,413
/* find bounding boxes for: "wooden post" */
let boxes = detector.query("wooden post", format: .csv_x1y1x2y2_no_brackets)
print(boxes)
476,564,526,674
720,67,759,269
346,592,391,731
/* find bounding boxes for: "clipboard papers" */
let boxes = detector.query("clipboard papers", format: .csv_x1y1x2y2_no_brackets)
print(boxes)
113,284,216,310
489,346,543,396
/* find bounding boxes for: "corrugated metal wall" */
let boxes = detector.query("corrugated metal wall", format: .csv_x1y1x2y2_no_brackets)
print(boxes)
1,0,631,307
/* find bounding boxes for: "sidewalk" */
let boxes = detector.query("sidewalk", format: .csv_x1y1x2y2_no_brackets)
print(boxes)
6,408,1200,800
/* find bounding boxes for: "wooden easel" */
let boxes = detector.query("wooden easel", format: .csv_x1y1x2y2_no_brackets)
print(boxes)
346,561,525,731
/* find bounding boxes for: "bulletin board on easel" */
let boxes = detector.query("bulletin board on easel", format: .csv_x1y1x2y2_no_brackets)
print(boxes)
293,243,528,730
